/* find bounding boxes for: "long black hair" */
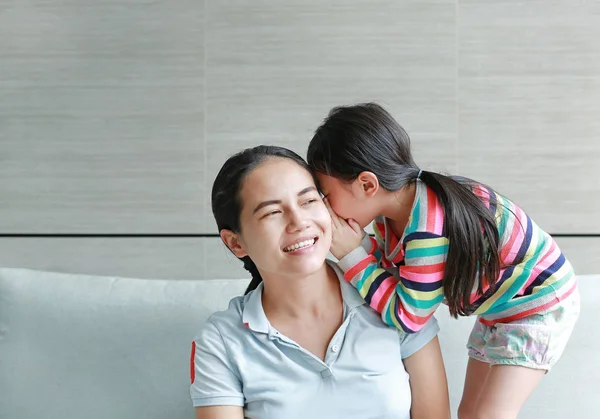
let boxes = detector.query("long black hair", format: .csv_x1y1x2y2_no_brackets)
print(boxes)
211,145,314,295
307,103,501,317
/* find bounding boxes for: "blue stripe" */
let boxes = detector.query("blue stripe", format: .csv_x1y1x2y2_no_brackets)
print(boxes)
392,296,414,333
513,216,533,264
523,253,566,295
470,264,516,309
400,276,443,292
482,185,497,214
404,231,443,241
363,271,394,305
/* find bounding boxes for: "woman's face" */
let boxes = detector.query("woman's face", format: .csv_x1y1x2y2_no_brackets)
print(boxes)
223,157,332,279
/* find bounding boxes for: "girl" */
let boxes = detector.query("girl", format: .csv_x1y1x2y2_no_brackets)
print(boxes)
307,103,580,419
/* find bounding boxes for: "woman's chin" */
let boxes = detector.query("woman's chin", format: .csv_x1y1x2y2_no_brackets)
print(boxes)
286,254,328,276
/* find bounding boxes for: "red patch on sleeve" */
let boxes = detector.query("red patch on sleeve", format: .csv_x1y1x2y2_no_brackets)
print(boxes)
244,322,250,328
190,341,196,384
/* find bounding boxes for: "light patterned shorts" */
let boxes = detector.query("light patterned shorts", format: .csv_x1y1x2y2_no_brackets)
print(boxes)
467,288,580,371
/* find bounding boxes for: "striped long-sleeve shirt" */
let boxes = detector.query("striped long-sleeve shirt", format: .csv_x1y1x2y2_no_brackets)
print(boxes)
337,179,577,333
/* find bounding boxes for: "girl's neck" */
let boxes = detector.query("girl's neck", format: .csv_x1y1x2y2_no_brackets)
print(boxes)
380,183,417,238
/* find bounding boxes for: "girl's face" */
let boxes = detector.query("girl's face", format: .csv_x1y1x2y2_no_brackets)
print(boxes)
222,158,332,279
316,173,380,229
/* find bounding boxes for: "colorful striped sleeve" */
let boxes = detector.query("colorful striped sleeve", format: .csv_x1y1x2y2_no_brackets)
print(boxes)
338,232,448,333
356,230,393,269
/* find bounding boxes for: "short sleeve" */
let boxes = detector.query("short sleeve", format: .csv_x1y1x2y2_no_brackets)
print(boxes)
190,320,245,407
399,315,440,359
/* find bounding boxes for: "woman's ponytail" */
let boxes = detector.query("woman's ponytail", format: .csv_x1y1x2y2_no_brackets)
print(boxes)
241,256,263,295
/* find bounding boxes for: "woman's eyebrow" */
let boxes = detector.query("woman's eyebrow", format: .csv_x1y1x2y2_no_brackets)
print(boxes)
297,186,317,196
253,199,280,214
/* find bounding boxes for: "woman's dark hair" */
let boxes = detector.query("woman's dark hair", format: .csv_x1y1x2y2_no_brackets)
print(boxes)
307,102,501,317
211,145,313,295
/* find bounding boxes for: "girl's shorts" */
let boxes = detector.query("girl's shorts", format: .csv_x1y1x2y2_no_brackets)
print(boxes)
466,287,580,371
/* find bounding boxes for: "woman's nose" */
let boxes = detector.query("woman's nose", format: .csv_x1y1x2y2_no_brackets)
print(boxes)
287,210,310,231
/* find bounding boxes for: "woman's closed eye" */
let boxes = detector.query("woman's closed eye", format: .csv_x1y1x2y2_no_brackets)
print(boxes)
262,209,282,218
302,198,318,206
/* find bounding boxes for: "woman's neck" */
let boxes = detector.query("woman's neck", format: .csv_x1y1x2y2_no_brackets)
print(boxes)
261,263,342,321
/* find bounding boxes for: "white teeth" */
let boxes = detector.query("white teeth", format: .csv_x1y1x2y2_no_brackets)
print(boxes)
284,238,315,252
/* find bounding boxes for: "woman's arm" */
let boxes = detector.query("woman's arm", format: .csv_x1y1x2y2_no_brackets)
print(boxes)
191,321,245,414
403,336,450,419
195,406,244,419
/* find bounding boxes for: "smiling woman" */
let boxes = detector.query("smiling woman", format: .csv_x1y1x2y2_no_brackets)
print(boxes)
191,145,451,419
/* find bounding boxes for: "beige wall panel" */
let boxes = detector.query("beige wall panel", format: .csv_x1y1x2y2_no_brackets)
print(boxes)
0,0,205,233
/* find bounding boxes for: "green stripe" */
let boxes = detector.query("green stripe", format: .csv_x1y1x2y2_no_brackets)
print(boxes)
405,244,449,259
407,199,421,233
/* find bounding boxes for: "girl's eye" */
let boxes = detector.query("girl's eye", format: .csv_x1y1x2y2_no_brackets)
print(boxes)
263,210,281,218
303,199,318,206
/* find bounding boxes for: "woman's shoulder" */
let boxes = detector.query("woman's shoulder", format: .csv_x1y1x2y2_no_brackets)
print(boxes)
197,292,252,340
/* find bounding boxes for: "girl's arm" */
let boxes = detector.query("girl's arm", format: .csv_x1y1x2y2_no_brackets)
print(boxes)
338,231,447,333
325,199,447,333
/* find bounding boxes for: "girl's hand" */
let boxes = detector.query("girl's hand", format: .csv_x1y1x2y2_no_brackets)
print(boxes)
324,198,364,260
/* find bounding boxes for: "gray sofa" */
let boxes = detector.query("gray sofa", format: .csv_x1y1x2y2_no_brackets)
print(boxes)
1,268,597,418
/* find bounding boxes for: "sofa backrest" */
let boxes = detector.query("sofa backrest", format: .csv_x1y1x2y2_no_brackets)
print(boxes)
0,268,597,418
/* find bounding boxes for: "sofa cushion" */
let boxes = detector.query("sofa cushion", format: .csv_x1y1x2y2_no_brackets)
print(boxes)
0,268,246,419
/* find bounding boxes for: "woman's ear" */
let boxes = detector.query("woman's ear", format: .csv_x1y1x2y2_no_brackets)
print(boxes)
220,229,248,258
355,171,380,198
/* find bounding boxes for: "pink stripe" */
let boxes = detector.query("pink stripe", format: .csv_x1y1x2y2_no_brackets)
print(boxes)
500,217,523,264
468,268,504,303
504,207,527,263
433,205,444,236
377,280,397,313
473,184,491,208
370,277,397,309
427,189,445,236
425,187,436,232
396,308,428,331
402,269,445,283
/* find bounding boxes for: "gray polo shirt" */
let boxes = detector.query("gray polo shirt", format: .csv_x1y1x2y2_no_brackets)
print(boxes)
191,261,439,419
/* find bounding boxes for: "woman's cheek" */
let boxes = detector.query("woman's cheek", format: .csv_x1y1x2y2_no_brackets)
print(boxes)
314,205,332,225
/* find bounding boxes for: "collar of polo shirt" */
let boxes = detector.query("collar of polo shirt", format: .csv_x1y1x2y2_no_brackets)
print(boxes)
241,260,366,333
